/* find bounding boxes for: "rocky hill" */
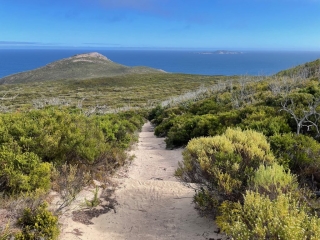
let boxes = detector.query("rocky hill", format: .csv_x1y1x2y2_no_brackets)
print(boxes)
0,52,165,84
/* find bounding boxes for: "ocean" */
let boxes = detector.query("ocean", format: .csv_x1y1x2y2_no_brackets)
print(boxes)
0,49,320,78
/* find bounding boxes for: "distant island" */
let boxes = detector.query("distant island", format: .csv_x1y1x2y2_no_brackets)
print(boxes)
198,50,243,55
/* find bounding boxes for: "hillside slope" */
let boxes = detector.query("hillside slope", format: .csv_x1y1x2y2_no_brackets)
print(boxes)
276,58,320,78
0,52,165,84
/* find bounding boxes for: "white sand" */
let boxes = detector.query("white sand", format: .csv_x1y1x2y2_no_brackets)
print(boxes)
58,122,225,240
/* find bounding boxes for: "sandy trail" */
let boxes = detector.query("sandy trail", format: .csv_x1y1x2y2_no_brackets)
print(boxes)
58,122,225,240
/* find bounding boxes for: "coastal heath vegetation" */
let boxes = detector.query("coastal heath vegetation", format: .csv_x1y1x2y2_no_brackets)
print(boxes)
0,73,223,113
0,70,225,238
0,73,231,238
0,58,319,239
148,59,320,239
0,106,144,239
176,128,275,201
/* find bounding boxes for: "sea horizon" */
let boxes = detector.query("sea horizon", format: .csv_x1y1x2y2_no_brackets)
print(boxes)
1,48,320,79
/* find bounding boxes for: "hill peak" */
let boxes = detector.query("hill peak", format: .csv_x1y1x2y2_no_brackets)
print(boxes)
45,52,112,66
71,52,111,62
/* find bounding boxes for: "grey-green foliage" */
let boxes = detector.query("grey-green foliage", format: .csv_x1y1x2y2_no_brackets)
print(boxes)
15,202,59,240
176,128,275,199
217,191,320,240
250,163,298,199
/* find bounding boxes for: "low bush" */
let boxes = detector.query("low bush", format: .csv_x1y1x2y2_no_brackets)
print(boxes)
269,133,320,184
85,186,100,208
0,106,144,238
217,191,320,240
158,111,241,148
15,202,59,240
0,143,52,194
0,107,144,196
0,223,11,240
154,117,175,137
250,163,298,199
239,106,291,136
192,187,220,214
176,128,275,203
188,97,230,115
165,114,202,148
148,105,165,125
51,163,90,211
0,108,143,166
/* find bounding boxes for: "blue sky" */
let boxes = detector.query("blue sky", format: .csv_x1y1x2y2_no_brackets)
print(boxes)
0,0,319,50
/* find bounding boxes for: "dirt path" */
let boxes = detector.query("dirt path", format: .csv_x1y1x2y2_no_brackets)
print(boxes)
59,122,225,240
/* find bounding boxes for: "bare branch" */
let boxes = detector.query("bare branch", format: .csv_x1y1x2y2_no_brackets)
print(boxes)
280,97,320,136
0,94,19,100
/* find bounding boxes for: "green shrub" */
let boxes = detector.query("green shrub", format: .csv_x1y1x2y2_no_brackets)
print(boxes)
239,106,291,136
0,144,52,194
0,107,144,206
0,109,101,165
269,133,320,182
250,163,298,199
0,108,143,166
165,115,200,147
15,202,59,240
148,105,165,125
154,117,174,137
217,191,320,240
85,186,100,208
188,97,229,115
176,128,275,201
192,187,220,214
0,222,11,240
162,111,241,148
